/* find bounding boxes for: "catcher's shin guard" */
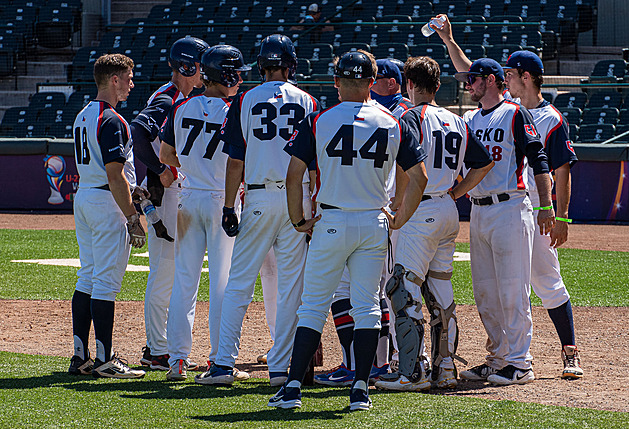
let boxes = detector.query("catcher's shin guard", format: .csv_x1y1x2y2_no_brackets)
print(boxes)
421,275,466,380
385,264,425,381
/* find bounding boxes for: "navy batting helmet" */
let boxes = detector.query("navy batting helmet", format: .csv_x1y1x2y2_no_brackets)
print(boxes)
334,51,375,80
257,34,297,82
169,36,209,77
201,45,252,88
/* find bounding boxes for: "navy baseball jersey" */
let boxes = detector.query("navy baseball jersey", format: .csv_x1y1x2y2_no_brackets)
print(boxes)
221,81,317,184
401,103,492,194
285,101,427,210
463,100,549,198
132,82,183,172
159,94,230,191
390,96,414,119
527,100,578,206
73,101,136,189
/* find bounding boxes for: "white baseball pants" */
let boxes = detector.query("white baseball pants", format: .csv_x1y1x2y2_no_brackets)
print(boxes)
470,194,534,370
74,188,130,302
215,184,310,374
167,189,235,367
144,185,179,356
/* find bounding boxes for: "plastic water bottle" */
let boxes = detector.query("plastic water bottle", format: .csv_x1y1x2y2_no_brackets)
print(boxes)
140,199,159,224
421,16,446,37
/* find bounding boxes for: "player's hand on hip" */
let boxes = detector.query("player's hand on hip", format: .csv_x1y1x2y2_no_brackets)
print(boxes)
537,208,556,236
294,214,321,236
126,213,146,248
389,196,401,212
159,168,175,188
549,220,568,248
222,206,239,237
381,207,403,230
131,186,150,204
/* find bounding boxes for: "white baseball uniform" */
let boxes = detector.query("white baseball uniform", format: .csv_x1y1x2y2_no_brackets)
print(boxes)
464,100,550,370
216,81,317,375
285,101,427,334
527,100,578,309
395,103,492,370
159,93,236,367
132,82,184,357
73,101,135,302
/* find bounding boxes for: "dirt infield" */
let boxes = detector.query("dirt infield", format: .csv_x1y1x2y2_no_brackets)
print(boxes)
1,214,628,412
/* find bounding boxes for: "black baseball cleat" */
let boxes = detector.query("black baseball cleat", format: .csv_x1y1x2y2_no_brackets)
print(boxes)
68,355,94,375
349,380,372,411
268,384,302,409
140,346,152,366
487,365,535,385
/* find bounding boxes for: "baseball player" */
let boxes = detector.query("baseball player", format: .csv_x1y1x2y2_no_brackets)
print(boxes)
314,59,414,387
432,17,584,379
268,50,429,411
68,53,146,379
374,56,493,392
449,58,555,385
131,36,208,371
158,45,252,382
198,34,317,388
503,51,582,379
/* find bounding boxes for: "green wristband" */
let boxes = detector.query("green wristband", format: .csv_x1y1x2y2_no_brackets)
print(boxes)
556,217,572,223
533,206,553,211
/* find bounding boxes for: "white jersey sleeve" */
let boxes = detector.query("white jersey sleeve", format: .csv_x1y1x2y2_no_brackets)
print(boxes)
73,100,136,189
221,81,317,185
159,94,230,191
285,102,427,210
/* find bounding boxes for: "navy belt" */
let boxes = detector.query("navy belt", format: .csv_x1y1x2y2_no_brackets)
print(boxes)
421,195,431,201
95,184,110,191
471,193,510,206
320,203,340,210
247,184,266,190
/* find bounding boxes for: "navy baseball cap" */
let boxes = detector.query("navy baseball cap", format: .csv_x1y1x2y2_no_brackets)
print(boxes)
376,59,403,85
454,58,505,83
504,50,544,74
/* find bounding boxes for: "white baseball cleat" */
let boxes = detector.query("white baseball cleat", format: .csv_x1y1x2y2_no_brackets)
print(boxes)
561,345,583,379
433,367,457,389
166,359,188,381
92,354,145,379
375,372,431,392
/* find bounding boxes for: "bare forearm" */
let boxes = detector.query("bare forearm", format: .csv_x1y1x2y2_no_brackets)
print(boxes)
554,164,571,218
451,162,494,199
534,173,553,207
287,158,307,224
224,158,244,208
445,39,472,72
394,164,409,205
159,143,181,168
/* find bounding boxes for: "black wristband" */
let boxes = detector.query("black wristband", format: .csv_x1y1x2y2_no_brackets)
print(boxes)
223,206,235,215
292,218,306,228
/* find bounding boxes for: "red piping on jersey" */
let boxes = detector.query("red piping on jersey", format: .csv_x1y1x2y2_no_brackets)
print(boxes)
312,104,336,136
505,100,520,140
153,82,177,101
375,102,402,143
418,104,428,146
516,158,526,189
110,106,131,138
96,102,105,144
307,93,318,111
547,104,565,149
222,97,232,107
312,160,321,213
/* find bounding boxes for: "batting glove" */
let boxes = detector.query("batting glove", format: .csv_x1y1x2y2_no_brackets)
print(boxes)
222,206,239,237
131,186,151,204
126,212,147,248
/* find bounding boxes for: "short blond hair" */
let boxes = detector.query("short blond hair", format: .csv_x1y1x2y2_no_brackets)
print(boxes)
93,54,134,88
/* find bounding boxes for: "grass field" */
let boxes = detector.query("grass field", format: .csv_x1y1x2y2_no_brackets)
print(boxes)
1,228,629,427
1,352,627,428
1,229,628,306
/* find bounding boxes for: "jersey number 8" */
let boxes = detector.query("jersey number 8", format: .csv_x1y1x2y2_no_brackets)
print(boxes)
74,127,91,165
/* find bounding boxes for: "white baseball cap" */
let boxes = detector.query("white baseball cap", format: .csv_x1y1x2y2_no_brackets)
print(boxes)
308,3,320,13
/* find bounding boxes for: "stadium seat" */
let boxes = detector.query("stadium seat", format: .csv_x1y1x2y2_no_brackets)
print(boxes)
334,43,370,56
435,75,459,105
468,3,497,19
554,92,588,110
296,58,311,78
587,91,623,110
411,44,447,59
459,44,486,60
29,92,66,111
310,60,335,79
0,106,30,136
619,109,629,125
372,43,409,60
578,124,615,143
581,108,619,126
614,124,629,142
397,1,434,20
568,123,579,141
589,60,627,82
486,45,522,64
297,43,334,62
560,108,582,126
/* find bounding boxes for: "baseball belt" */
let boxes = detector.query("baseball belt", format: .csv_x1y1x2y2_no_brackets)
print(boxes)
470,193,510,206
